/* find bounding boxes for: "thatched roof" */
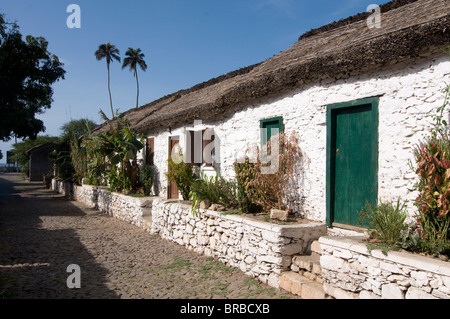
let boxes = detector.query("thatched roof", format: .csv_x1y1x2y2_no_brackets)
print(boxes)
94,0,450,135
26,142,58,155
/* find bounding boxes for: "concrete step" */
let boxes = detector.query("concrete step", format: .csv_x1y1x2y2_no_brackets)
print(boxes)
292,253,322,274
280,271,326,299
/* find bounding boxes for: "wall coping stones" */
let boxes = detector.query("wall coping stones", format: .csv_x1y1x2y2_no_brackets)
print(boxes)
319,236,450,277
319,236,450,299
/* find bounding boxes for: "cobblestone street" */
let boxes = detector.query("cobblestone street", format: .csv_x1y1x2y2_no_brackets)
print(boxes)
0,173,297,299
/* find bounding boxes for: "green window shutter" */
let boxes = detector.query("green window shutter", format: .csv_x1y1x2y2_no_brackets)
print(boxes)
260,116,283,148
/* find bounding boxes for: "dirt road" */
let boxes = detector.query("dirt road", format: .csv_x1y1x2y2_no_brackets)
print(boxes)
0,173,297,299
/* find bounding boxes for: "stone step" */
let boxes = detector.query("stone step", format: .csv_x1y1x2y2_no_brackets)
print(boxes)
292,253,322,274
280,272,326,299
310,240,322,254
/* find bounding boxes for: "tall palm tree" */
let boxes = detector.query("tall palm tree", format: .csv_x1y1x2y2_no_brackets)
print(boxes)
122,48,147,109
95,43,121,119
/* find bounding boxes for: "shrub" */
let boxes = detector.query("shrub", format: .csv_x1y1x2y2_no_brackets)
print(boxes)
234,159,262,214
190,172,238,213
411,83,450,256
234,132,303,213
140,165,155,196
358,199,408,246
165,151,195,200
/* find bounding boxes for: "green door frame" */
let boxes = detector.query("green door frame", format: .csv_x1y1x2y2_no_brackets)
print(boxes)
326,97,379,227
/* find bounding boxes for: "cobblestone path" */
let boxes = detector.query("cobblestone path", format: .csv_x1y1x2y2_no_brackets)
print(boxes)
0,173,297,299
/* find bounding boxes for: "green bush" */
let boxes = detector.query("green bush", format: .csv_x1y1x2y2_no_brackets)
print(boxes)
358,199,408,246
165,151,195,200
140,165,155,196
234,159,262,214
190,172,238,212
410,83,450,257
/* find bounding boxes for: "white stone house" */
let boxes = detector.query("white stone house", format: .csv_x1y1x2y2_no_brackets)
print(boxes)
95,0,450,231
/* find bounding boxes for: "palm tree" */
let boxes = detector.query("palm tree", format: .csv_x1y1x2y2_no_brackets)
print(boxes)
122,48,147,108
95,43,121,119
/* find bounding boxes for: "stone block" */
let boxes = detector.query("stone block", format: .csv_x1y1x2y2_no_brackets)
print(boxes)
381,283,405,299
310,240,322,254
405,287,437,299
199,199,211,209
270,209,289,221
301,281,326,299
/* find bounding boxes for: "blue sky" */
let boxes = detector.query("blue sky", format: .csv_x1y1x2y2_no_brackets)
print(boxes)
0,0,391,163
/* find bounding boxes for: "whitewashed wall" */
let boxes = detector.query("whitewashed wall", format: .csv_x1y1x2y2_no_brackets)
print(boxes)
146,53,450,223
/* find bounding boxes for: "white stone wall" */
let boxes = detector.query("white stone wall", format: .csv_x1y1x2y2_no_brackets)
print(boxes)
150,199,327,287
73,184,98,209
147,53,450,222
100,190,154,229
319,236,450,299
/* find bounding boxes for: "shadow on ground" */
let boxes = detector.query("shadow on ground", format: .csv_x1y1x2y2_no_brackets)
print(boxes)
0,173,118,299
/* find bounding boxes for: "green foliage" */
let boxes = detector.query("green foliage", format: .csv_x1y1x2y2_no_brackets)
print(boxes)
122,47,147,109
95,42,120,119
50,119,97,181
140,165,155,196
234,159,262,214
0,13,65,141
81,116,144,191
108,165,129,193
411,83,450,256
358,199,408,246
165,150,195,200
190,171,238,215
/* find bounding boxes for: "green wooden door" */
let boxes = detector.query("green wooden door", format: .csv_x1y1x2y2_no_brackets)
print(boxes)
327,98,378,227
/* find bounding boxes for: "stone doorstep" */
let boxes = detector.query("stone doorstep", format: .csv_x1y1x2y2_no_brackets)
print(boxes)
280,271,326,299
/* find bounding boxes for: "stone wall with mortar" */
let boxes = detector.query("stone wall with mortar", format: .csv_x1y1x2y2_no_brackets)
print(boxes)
319,236,450,299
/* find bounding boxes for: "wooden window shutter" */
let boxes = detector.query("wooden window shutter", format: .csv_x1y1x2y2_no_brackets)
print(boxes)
203,129,215,166
146,137,154,166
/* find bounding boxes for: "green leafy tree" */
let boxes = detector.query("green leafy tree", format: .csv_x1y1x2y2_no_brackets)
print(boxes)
122,48,148,108
95,43,121,119
50,119,97,180
81,116,144,192
0,14,66,141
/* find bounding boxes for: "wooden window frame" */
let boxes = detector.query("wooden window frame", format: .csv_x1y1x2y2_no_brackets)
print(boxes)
260,116,284,148
146,137,155,166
